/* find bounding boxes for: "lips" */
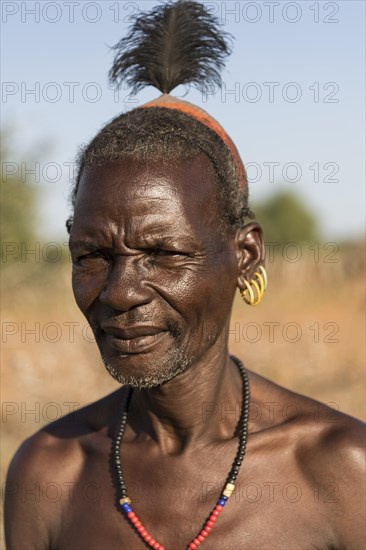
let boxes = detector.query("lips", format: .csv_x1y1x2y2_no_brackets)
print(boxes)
101,324,168,354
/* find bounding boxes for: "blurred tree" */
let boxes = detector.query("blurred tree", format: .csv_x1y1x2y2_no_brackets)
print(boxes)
253,191,319,245
1,131,39,265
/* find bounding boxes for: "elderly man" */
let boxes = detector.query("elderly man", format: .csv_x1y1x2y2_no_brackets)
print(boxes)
5,1,365,549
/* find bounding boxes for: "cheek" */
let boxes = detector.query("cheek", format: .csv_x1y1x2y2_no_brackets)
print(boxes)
160,253,237,324
208,251,237,307
72,269,106,314
200,264,237,320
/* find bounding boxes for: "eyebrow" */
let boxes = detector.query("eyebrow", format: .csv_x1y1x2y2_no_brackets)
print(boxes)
139,234,194,247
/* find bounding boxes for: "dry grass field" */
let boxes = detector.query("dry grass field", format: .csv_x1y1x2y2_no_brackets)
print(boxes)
1,243,365,547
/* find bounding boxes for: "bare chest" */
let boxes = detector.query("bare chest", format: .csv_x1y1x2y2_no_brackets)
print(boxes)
56,498,336,550
53,442,337,550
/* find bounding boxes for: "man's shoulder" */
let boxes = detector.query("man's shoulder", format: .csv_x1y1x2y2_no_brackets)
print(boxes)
250,369,363,428
249,371,365,545
7,387,125,484
296,399,365,482
279,380,365,461
249,369,365,473
296,396,365,546
4,387,126,548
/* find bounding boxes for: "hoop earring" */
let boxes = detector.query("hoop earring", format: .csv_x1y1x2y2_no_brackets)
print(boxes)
240,279,255,305
259,265,268,290
239,266,268,306
251,278,262,306
253,271,264,301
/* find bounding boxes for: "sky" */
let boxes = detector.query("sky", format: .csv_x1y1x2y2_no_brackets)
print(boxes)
1,0,365,240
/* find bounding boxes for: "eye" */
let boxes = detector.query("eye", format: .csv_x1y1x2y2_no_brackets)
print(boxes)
149,248,179,256
75,250,110,264
145,247,187,267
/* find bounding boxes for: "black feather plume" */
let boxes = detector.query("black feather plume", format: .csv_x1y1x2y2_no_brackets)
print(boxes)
109,0,232,95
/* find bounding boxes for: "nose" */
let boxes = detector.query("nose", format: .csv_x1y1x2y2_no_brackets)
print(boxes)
99,255,150,312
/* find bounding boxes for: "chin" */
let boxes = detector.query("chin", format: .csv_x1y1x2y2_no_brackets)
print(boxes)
101,349,191,389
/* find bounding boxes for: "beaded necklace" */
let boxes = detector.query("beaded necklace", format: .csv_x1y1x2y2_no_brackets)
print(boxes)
113,355,250,550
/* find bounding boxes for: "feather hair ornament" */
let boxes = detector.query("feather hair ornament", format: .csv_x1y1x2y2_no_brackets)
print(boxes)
109,0,232,95
109,0,247,189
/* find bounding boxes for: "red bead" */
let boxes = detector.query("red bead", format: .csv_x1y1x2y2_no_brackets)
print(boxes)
207,520,214,528
201,530,209,537
194,539,201,546
215,505,223,511
149,540,156,547
135,520,142,527
188,544,197,550
212,509,220,517
153,543,160,549
209,515,217,522
198,535,205,542
141,529,148,537
127,511,135,518
145,535,152,542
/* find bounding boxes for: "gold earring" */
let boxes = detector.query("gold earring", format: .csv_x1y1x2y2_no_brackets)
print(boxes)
259,265,268,290
240,266,267,306
240,279,255,305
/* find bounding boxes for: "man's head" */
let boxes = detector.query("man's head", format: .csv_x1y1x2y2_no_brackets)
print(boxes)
67,107,252,235
69,120,264,388
66,0,267,387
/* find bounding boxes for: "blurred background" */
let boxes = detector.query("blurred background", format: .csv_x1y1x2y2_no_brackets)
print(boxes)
1,0,365,545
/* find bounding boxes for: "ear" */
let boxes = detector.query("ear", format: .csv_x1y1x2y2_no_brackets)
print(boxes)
235,222,265,291
66,217,73,235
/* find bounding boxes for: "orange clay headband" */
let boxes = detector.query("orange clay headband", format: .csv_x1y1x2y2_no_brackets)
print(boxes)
140,95,247,190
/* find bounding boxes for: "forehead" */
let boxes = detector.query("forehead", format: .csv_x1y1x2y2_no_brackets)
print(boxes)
73,156,221,238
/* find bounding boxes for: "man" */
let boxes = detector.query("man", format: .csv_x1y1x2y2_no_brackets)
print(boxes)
5,1,365,548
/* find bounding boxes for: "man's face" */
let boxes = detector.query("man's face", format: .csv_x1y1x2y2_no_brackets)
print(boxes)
69,156,239,388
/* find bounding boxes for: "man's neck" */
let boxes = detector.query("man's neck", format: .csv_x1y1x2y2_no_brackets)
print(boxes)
126,348,244,455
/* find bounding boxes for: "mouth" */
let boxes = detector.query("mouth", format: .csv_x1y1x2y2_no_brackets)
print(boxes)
101,325,168,354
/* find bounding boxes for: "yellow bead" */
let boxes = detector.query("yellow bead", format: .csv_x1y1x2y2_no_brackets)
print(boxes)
119,497,131,505
223,483,235,498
